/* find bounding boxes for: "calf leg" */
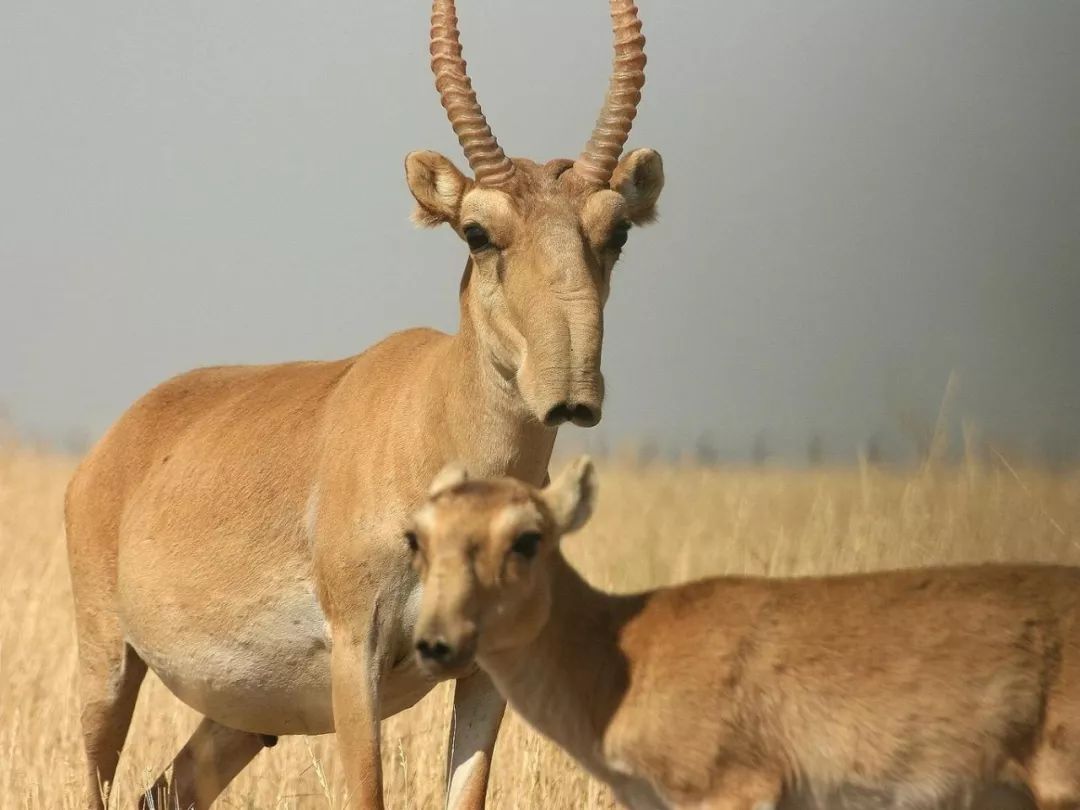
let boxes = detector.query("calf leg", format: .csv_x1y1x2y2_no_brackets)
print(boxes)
672,767,782,810
1029,726,1080,809
1029,760,1080,810
1029,668,1080,810
675,798,777,810
444,668,506,810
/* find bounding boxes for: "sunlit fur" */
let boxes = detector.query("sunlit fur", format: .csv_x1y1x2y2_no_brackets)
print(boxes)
412,459,1080,810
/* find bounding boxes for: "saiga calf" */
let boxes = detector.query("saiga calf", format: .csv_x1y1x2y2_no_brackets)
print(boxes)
410,459,1080,810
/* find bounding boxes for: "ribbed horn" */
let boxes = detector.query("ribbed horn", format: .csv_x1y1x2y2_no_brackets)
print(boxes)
430,0,515,187
573,0,647,187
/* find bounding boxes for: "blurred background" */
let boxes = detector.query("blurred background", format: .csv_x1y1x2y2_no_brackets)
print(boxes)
2,4,1079,808
2,0,1078,463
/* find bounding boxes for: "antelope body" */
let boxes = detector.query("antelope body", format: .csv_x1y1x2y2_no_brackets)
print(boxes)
64,2,664,807
411,460,1080,810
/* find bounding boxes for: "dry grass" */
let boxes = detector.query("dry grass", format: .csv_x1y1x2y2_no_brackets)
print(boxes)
2,442,1078,809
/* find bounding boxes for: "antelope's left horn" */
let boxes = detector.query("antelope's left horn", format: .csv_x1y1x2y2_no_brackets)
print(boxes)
573,0,647,187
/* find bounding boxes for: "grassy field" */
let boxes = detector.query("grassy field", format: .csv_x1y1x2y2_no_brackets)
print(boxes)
1,442,1078,809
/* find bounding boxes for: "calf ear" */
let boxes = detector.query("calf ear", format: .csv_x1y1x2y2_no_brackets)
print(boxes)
542,457,598,535
429,462,469,497
405,150,470,228
611,148,664,225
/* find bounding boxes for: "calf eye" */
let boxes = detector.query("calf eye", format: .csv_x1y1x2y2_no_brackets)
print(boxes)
404,531,419,554
463,224,492,252
510,531,542,560
607,220,631,251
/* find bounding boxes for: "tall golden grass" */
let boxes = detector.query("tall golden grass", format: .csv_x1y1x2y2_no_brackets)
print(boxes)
1,442,1077,808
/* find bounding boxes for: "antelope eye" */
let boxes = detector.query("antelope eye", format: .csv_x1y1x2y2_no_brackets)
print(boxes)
607,220,631,251
463,224,492,252
404,531,419,554
510,531,542,560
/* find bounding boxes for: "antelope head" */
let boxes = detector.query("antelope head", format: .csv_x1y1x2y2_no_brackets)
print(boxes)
406,0,664,428
408,458,598,676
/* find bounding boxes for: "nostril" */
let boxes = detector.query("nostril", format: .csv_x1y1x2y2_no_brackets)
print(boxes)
543,404,572,427
416,637,453,662
571,404,598,425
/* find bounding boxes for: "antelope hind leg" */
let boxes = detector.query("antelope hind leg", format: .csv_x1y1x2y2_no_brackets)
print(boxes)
76,641,147,810
138,716,267,810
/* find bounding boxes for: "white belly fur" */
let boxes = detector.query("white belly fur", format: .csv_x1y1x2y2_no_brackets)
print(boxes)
124,582,334,735
123,579,435,736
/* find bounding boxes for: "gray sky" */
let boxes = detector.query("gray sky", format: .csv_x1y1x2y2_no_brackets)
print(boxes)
2,1,1079,460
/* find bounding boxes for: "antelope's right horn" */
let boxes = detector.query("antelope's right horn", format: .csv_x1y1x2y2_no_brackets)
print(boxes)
573,1,647,188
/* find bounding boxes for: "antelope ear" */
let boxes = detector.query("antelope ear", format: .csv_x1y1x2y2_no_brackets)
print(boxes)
406,150,469,228
429,462,469,497
541,456,597,535
611,148,664,225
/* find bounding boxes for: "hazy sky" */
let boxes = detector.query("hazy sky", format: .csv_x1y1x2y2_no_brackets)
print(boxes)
2,1,1078,459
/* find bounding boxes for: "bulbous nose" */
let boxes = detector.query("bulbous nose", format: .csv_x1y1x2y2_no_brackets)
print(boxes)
543,402,601,428
415,636,454,663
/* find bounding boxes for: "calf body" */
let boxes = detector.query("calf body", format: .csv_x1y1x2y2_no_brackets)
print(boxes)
410,460,1080,810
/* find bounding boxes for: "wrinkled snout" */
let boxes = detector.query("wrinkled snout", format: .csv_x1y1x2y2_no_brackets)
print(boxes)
520,289,606,429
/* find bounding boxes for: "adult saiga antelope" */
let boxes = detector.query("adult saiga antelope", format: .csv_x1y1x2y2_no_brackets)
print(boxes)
64,1,664,806
411,459,1080,810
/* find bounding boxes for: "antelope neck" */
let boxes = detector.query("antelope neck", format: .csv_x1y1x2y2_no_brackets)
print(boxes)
479,553,645,767
440,267,555,485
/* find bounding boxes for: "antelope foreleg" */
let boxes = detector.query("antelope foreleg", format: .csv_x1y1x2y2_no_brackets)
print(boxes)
332,630,387,810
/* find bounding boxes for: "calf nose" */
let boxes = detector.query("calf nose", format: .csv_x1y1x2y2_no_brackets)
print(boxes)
415,637,454,663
